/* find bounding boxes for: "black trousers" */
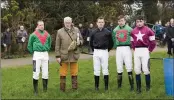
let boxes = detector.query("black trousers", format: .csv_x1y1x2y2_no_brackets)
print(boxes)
167,39,174,55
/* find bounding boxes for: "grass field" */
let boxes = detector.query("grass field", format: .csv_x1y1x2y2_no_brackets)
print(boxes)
1,52,174,99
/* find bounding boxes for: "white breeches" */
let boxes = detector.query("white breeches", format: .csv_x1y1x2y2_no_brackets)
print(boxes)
93,49,109,76
32,51,49,80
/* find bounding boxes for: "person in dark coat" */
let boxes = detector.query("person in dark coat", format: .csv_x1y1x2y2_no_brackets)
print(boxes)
166,18,174,56
2,28,12,59
86,23,95,54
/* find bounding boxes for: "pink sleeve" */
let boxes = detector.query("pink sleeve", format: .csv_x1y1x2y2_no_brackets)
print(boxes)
148,28,156,52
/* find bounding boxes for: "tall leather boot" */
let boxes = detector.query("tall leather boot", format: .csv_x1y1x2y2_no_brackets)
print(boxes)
128,72,134,91
42,79,48,92
94,75,99,90
145,74,151,91
117,73,122,89
33,79,38,96
104,75,109,90
60,76,66,92
136,74,141,94
72,76,78,90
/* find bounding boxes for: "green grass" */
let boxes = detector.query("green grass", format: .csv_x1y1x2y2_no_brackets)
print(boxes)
1,52,174,99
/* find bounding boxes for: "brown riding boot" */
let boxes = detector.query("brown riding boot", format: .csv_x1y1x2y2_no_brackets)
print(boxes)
60,76,66,92
72,76,78,90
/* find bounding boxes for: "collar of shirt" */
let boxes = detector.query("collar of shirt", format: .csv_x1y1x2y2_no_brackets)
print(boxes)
97,28,104,32
137,25,145,30
119,25,126,29
38,30,44,34
171,25,174,27
64,27,75,34
64,26,74,31
19,30,26,33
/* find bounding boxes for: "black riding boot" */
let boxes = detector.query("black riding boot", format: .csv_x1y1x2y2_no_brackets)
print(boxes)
136,74,141,94
104,75,109,90
94,76,99,90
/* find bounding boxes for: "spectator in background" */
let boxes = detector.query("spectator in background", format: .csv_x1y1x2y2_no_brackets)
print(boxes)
131,21,136,29
86,23,95,55
152,21,164,41
107,22,114,32
163,21,170,45
78,23,85,37
164,21,170,34
1,32,4,58
152,21,159,32
2,28,12,59
16,25,28,57
158,20,165,33
166,18,174,56
78,23,87,53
